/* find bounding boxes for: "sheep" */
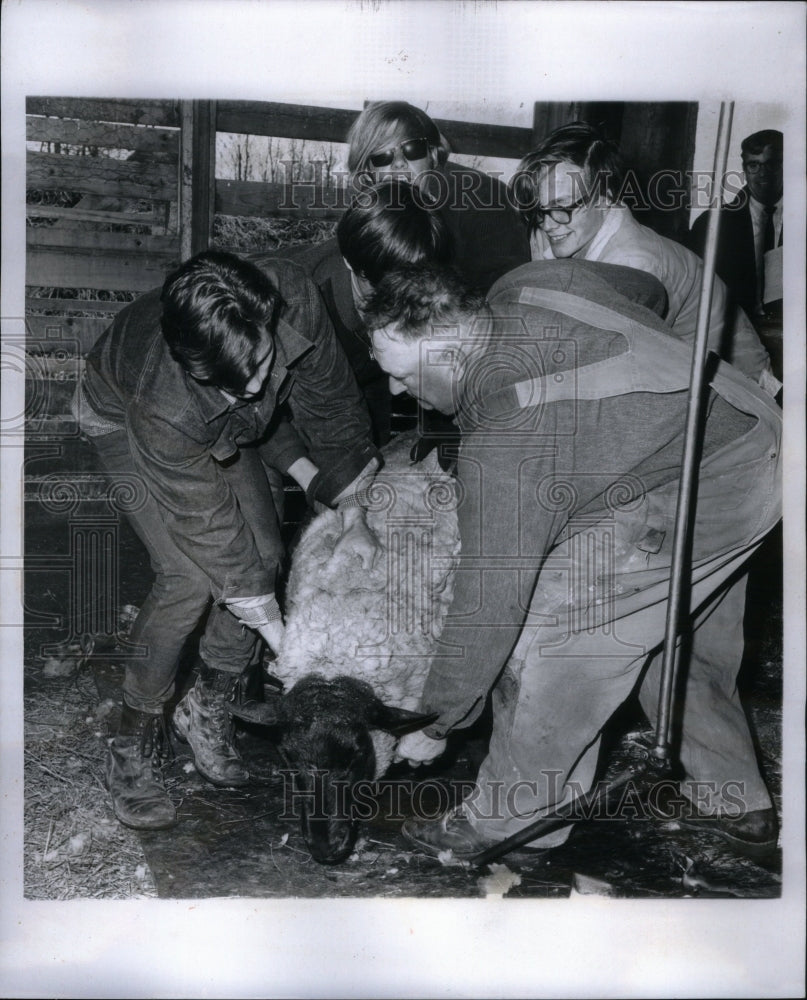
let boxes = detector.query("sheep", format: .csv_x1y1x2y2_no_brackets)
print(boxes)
231,431,462,863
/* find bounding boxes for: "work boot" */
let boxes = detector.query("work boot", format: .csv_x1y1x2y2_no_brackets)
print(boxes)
649,783,780,861
173,665,250,787
105,702,177,830
401,803,498,860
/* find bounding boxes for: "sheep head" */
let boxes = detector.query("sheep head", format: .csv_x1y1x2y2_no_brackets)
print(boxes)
231,674,436,865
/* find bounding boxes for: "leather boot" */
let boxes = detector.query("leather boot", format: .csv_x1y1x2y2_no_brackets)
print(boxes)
105,702,177,830
173,663,250,787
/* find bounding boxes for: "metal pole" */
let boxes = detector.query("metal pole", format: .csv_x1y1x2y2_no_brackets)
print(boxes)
469,767,641,867
651,100,734,760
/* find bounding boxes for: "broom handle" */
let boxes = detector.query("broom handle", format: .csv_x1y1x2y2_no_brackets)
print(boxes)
652,101,735,760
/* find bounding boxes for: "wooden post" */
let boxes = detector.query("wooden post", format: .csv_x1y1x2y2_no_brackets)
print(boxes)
619,102,698,242
532,102,578,146
179,100,217,260
532,102,625,148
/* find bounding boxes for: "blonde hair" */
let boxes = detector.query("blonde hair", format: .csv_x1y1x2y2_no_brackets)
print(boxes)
346,101,450,176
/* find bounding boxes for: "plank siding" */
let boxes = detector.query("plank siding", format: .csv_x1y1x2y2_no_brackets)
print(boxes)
217,101,357,143
217,99,534,159
28,151,177,200
216,179,348,219
26,297,131,315
27,117,180,155
27,204,160,226
26,97,180,128
27,228,179,255
27,248,177,293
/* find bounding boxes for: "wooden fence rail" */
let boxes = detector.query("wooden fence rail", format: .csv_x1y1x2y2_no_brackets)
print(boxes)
26,116,180,155
216,179,349,220
27,150,178,200
25,97,180,127
216,99,535,159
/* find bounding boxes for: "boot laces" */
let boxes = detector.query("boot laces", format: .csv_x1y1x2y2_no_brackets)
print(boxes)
203,673,240,738
137,713,175,763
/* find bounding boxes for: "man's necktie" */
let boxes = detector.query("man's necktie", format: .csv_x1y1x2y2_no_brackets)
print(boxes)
763,205,776,254
760,205,776,305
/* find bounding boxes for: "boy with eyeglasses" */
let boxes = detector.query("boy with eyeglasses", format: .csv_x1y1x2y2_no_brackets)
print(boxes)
510,121,777,395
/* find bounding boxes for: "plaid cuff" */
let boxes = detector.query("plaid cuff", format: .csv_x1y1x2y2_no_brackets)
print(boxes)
227,596,283,628
336,489,374,510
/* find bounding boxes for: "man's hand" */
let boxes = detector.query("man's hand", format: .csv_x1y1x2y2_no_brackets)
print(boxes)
257,619,285,657
332,507,381,569
226,594,285,656
394,729,447,768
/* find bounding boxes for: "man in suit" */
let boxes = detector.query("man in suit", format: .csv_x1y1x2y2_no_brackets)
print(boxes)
688,129,783,331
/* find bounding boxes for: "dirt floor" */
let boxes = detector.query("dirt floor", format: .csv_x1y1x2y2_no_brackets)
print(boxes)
23,485,783,901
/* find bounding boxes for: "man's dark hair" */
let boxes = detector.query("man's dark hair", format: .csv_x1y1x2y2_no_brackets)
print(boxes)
741,129,783,159
336,178,453,286
509,121,626,232
160,250,279,395
363,264,484,341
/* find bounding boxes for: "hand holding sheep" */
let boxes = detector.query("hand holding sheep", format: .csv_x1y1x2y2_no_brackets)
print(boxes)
394,728,447,767
331,506,381,569
256,619,286,657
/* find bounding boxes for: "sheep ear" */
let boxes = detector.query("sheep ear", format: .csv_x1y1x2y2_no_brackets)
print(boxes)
369,704,439,736
228,695,282,727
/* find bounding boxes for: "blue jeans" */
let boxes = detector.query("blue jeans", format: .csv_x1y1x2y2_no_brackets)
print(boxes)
90,431,285,712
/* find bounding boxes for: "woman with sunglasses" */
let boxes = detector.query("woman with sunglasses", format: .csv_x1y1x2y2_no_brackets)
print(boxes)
510,121,776,392
346,101,530,295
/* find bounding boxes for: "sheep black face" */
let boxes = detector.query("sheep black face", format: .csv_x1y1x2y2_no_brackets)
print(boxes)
231,674,436,865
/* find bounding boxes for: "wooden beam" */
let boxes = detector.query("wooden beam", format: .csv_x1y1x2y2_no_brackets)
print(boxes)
180,100,217,260
27,228,179,255
27,248,178,293
217,100,358,143
27,204,163,227
26,296,131,315
27,116,180,156
215,179,347,220
217,99,534,160
26,97,180,128
433,118,532,160
27,151,177,200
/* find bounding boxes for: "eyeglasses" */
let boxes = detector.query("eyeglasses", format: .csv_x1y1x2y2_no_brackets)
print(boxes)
743,160,782,175
533,194,593,228
367,137,430,169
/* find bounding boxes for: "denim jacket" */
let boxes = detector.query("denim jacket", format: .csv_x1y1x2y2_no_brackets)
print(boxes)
82,258,380,600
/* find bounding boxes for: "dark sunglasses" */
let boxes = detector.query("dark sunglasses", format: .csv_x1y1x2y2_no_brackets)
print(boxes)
367,137,431,169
